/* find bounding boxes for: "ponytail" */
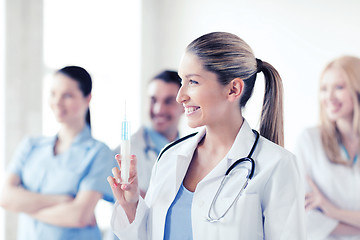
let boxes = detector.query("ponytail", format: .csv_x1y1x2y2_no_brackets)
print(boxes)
186,32,284,146
258,61,284,146
86,109,91,128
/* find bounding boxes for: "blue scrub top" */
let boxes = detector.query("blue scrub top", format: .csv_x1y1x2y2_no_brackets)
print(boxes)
164,183,194,240
8,125,116,240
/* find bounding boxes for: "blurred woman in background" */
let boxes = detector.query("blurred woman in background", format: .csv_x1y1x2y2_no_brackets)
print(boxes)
294,56,360,239
0,66,115,240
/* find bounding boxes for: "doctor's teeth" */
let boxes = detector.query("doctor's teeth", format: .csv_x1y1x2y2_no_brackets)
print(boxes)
186,107,199,114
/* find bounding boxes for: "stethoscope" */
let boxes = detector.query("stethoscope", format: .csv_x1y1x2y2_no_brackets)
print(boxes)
206,129,259,223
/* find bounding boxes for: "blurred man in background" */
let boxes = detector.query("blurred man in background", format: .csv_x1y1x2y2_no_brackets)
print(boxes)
114,70,184,197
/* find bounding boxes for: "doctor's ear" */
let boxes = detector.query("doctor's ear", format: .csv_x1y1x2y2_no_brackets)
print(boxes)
227,78,244,102
85,93,92,105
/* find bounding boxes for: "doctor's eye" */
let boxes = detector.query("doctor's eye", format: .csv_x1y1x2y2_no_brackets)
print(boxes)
335,84,344,90
164,97,177,105
150,97,157,104
63,93,73,99
189,80,199,85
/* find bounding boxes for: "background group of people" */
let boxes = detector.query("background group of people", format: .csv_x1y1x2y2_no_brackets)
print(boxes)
0,65,184,239
0,31,360,240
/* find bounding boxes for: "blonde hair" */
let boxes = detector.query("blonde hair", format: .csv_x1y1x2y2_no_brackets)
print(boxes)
320,56,360,164
186,32,284,146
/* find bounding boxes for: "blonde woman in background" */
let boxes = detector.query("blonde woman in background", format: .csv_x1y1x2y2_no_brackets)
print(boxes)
294,56,360,239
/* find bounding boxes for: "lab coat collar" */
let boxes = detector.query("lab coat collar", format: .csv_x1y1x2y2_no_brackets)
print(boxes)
170,120,255,161
168,120,257,191
167,128,206,193
197,119,257,186
176,120,255,160
227,119,257,161
175,127,207,159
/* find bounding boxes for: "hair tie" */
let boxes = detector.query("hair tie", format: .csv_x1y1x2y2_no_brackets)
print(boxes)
256,58,263,73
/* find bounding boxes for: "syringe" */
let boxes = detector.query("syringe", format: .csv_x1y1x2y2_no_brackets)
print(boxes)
120,101,131,184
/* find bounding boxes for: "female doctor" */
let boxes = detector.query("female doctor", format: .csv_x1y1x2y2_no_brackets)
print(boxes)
108,32,305,239
294,56,360,239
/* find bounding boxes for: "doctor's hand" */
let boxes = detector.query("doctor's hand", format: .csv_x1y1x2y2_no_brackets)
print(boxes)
107,154,139,223
305,177,337,217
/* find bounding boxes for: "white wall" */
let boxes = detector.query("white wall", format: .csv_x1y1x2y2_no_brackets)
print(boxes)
2,0,44,239
42,0,142,149
141,0,360,149
0,0,5,237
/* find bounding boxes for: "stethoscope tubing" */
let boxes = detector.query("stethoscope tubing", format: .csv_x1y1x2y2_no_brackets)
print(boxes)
206,130,259,223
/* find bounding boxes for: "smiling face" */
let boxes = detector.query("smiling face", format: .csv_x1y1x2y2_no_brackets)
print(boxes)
49,73,90,126
176,52,233,129
320,68,354,123
148,79,184,137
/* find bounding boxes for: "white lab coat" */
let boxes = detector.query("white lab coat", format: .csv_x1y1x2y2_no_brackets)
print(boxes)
294,127,360,240
111,120,306,239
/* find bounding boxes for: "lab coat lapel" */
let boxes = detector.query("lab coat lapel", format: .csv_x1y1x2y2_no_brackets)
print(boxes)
173,128,206,193
151,128,205,240
198,120,256,185
227,120,257,162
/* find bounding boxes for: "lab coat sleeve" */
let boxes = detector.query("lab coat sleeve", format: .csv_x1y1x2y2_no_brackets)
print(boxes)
111,197,149,240
262,153,306,240
293,129,339,239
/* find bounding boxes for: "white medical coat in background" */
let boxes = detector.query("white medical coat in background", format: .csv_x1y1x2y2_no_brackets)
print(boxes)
111,120,306,239
294,127,360,240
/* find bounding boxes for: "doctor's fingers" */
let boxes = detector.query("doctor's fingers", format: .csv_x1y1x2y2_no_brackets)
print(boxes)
112,166,121,182
129,155,138,177
122,155,139,189
115,154,138,169
107,176,125,202
305,193,321,210
119,156,140,200
305,198,320,211
305,194,315,210
115,154,122,168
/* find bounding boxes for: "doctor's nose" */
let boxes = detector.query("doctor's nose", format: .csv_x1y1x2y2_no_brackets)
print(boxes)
176,85,189,104
49,94,62,107
152,102,166,114
326,88,336,101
